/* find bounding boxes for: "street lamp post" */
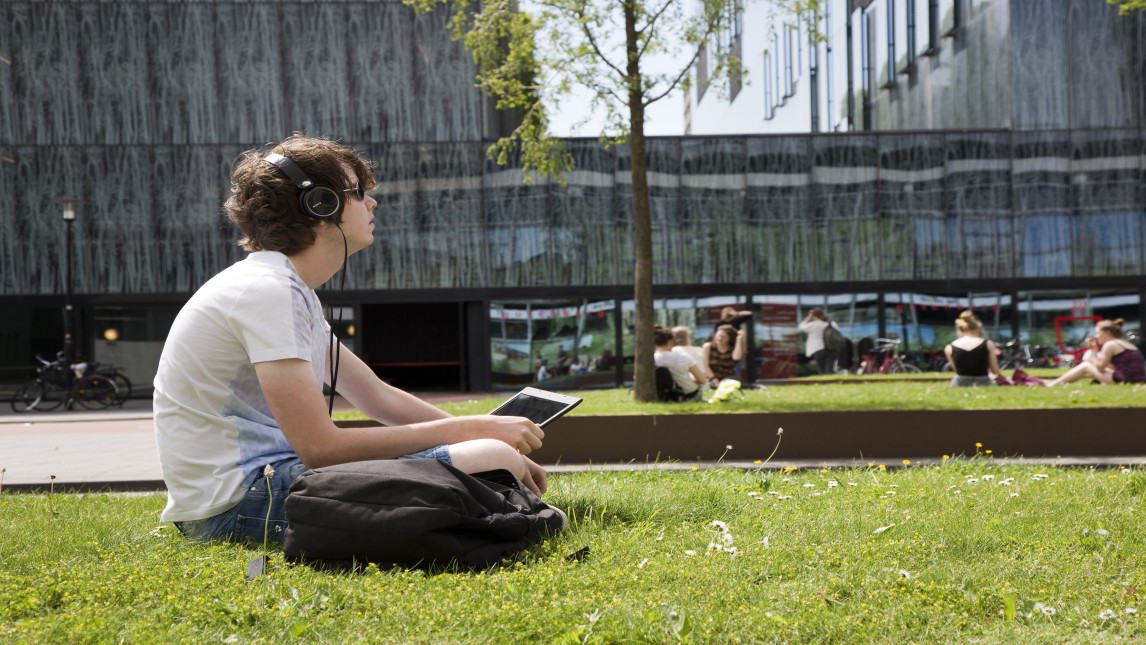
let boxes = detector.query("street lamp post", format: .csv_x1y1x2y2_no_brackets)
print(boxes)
56,198,79,365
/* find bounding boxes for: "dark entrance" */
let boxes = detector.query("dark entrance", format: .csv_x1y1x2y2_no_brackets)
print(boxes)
361,303,464,391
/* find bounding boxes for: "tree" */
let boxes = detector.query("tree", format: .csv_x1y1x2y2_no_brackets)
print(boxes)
1108,0,1146,13
409,0,817,401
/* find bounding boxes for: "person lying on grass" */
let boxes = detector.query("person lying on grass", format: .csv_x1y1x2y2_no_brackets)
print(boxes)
1048,318,1146,387
153,134,557,543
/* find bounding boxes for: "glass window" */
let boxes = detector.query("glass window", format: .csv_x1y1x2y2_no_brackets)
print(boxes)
489,300,617,390
883,0,896,88
621,296,751,382
937,0,955,35
746,137,814,282
92,306,179,395
813,135,879,281
946,132,1015,279
879,134,946,280
897,0,911,72
1016,291,1141,365
680,139,746,285
550,141,623,287
1071,130,1144,276
883,293,1008,356
1014,132,1072,278
763,51,774,119
789,293,880,376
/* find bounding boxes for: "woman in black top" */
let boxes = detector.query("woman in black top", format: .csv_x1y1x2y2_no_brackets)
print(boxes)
943,310,1002,387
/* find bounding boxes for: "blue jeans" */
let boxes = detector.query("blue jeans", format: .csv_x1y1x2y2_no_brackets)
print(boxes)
175,446,453,543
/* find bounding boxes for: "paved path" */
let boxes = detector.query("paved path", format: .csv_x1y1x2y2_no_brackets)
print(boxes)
3,395,1144,492
0,394,482,490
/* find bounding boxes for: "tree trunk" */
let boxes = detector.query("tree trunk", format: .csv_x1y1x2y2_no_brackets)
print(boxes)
625,1,656,402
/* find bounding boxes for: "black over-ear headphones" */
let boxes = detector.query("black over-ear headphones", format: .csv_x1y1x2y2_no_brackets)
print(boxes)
263,152,341,219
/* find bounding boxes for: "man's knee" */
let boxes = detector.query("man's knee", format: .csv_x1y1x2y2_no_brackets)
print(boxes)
449,438,527,480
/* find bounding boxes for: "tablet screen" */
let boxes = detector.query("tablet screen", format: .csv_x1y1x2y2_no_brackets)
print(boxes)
489,389,581,427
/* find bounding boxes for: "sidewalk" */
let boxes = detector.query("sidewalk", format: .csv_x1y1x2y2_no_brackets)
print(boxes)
0,394,477,490
3,396,1144,492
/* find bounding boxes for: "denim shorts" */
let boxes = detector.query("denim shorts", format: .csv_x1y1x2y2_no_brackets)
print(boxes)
175,446,453,544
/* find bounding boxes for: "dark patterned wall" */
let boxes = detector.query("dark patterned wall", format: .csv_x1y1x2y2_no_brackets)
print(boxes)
1,2,1144,300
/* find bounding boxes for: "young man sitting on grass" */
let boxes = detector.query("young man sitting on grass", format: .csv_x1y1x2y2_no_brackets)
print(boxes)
154,134,557,543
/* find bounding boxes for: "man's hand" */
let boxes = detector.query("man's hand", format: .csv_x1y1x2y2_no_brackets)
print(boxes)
520,456,549,496
475,414,545,454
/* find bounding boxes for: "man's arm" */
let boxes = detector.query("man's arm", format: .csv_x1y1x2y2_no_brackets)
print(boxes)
255,357,543,469
330,343,452,426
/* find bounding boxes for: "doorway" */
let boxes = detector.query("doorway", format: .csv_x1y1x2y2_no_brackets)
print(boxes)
361,303,464,391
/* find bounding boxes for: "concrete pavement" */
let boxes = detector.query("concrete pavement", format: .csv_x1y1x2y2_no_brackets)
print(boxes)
3,395,1144,492
0,393,477,491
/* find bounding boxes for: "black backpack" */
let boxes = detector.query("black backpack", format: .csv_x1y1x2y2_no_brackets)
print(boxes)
655,366,698,402
282,459,565,570
823,324,847,353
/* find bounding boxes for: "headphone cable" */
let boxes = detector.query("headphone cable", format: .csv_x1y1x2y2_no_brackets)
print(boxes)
326,225,349,416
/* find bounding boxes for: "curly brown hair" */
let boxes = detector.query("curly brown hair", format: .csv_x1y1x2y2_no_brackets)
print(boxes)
225,133,377,255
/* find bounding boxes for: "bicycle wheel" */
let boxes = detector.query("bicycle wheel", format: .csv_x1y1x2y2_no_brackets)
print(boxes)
75,376,118,410
105,372,132,405
11,381,50,412
889,361,922,374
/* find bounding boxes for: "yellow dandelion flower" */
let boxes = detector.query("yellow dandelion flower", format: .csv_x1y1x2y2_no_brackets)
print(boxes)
942,454,950,461
975,442,983,448
690,466,698,472
879,464,887,472
754,460,762,465
902,459,911,466
985,449,992,455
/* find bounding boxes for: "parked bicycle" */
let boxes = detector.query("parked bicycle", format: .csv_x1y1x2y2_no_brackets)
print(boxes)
855,338,922,374
84,362,132,405
10,353,119,412
997,338,1032,371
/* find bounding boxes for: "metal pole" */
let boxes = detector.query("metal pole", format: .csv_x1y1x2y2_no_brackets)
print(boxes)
62,203,76,364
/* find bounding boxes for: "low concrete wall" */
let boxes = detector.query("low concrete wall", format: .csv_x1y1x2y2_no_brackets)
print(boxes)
341,408,1146,464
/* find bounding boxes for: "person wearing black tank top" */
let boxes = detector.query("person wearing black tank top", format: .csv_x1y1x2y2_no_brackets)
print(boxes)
943,310,1002,387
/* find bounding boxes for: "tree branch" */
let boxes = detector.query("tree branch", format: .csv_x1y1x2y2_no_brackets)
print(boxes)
642,44,703,107
635,0,675,59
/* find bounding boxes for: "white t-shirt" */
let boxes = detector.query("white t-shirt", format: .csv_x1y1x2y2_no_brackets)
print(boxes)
655,350,700,394
673,345,704,364
154,251,329,522
799,319,840,357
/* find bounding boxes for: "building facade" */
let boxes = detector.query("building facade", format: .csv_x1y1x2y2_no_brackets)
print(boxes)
2,0,1144,395
687,0,1145,134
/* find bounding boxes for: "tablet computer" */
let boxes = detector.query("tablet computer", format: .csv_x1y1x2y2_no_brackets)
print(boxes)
488,387,583,428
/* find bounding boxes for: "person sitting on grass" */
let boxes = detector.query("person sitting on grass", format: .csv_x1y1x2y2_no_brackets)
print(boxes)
703,324,746,385
671,326,709,375
1048,318,1146,387
654,325,706,398
153,134,557,543
944,310,1003,387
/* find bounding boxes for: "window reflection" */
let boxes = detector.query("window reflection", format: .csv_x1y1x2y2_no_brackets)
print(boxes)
791,294,880,376
489,300,616,390
1017,291,1141,363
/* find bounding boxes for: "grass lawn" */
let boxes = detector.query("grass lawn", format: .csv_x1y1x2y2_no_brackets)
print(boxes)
3,459,1146,642
336,375,1146,420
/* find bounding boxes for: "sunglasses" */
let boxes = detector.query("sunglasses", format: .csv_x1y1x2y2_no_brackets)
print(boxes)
342,183,365,201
